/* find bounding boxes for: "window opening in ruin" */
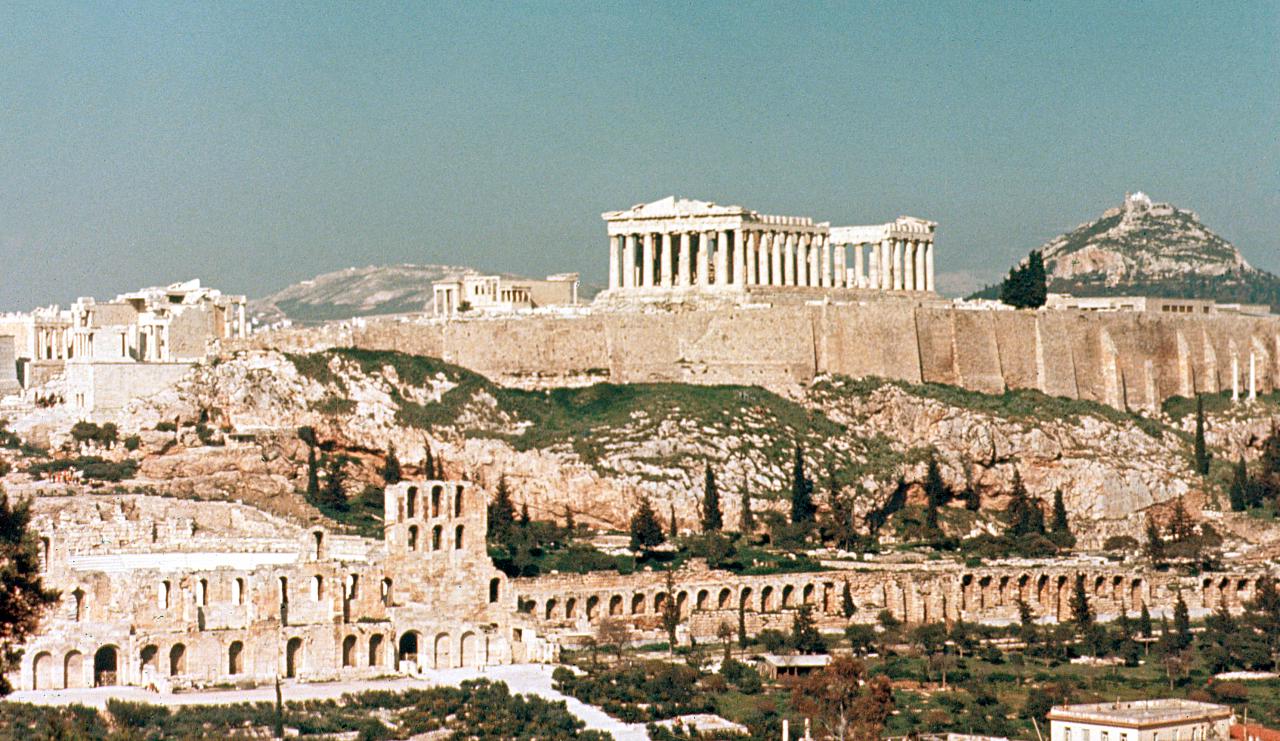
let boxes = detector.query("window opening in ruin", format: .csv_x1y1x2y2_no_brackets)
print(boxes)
407,488,417,518
368,634,384,667
40,537,49,572
312,575,324,601
72,588,84,622
454,489,463,517
488,578,500,603
279,576,288,603
408,525,418,551
431,525,442,551
228,641,243,674
431,486,441,518
454,524,464,549
233,578,245,605
168,643,186,677
382,577,393,606
93,646,118,687
197,579,208,606
313,531,323,559
348,574,359,599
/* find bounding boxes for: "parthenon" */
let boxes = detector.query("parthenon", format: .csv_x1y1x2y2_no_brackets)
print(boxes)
601,196,937,296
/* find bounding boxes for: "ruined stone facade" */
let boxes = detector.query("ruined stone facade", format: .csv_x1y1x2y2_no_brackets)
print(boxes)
9,480,530,692
10,478,1274,693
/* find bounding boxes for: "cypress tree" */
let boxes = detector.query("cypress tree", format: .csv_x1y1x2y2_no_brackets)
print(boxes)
1144,515,1167,566
740,471,754,533
519,501,530,528
962,481,981,512
669,501,679,540
382,443,402,485
1167,497,1195,543
924,455,950,509
1070,573,1093,632
319,455,349,512
702,466,722,532
305,444,319,499
1193,395,1210,476
1230,456,1249,512
1049,489,1075,548
1138,602,1153,638
790,444,816,524
424,443,436,480
841,581,855,618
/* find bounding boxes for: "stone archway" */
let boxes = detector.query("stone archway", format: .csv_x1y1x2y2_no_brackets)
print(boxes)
63,650,84,689
398,631,420,665
94,646,119,687
228,641,244,675
32,652,52,690
169,644,186,677
342,635,357,668
433,633,452,669
285,638,302,679
369,634,385,667
460,632,478,667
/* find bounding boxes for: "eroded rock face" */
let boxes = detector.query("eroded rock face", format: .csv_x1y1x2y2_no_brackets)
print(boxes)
55,349,1241,547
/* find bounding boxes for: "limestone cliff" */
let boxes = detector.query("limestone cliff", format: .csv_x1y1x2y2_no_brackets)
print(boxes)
96,348,1253,548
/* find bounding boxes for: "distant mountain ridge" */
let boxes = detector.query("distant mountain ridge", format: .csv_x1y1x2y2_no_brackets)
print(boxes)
252,264,601,326
973,192,1280,310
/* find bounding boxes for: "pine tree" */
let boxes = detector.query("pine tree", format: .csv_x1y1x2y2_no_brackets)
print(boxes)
318,455,349,511
1007,469,1045,537
629,498,665,551
1070,573,1093,633
1193,395,1210,476
519,501,530,528
841,581,855,619
1230,456,1249,512
790,604,826,654
962,481,981,512
487,475,515,540
790,444,816,524
1173,592,1192,650
0,486,60,694
702,466,722,532
999,250,1048,309
1167,497,1196,543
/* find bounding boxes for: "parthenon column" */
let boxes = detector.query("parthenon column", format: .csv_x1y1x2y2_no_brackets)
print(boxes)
896,241,906,291
660,233,673,288
821,236,832,287
733,230,746,286
697,232,711,286
796,235,809,287
854,244,864,288
714,231,729,287
833,241,845,288
642,233,655,288
622,235,636,288
907,241,915,290
745,231,757,285
608,235,621,290
878,239,891,289
784,233,796,286
868,244,879,289
771,233,783,286
915,240,927,292
678,233,691,287
926,242,935,292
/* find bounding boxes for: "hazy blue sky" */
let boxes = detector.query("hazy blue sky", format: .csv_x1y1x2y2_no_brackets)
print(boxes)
2,1,1276,309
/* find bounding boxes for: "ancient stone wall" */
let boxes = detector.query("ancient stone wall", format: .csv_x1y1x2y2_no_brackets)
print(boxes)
228,304,1280,410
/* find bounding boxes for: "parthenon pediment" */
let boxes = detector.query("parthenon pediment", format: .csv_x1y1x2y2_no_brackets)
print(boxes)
602,196,748,221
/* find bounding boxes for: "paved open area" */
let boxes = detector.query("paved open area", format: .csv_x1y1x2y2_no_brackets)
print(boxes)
5,664,649,741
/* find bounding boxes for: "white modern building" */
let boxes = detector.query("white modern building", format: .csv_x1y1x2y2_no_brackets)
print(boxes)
1048,700,1234,741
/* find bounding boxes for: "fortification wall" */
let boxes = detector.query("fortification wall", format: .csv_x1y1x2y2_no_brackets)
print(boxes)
231,305,1280,409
